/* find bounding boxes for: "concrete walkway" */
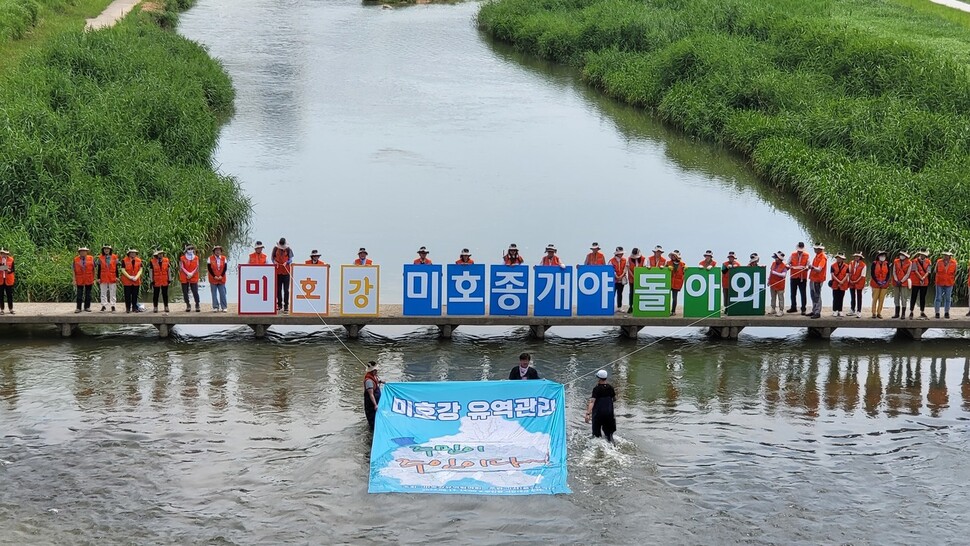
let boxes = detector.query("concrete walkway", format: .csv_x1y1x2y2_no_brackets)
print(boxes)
85,0,142,31
931,0,970,13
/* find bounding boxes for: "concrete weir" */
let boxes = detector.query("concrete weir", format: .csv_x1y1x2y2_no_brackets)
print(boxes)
4,303,970,340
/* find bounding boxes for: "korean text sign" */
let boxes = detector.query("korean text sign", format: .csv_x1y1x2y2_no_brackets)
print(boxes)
369,379,569,495
238,265,276,315
683,267,721,318
533,266,572,317
341,265,380,316
404,264,443,316
632,267,671,317
289,264,330,316
576,265,615,316
489,265,529,316
446,264,486,316
725,266,766,316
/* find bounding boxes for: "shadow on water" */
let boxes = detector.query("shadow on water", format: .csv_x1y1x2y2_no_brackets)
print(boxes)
479,33,854,250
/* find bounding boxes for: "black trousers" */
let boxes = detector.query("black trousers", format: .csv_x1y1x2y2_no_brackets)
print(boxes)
671,289,680,315
628,283,635,311
153,286,169,308
181,282,199,306
76,284,92,310
790,278,807,310
592,414,616,442
910,286,928,312
832,289,846,312
124,285,139,311
0,284,12,309
849,288,863,313
615,283,625,310
276,274,290,310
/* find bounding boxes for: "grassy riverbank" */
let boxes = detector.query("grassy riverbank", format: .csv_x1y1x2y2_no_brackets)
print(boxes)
479,0,970,287
0,0,250,300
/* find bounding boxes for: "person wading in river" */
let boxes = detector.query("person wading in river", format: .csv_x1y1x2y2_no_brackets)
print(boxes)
585,370,617,444
96,244,118,313
610,247,627,312
809,243,827,319
509,353,540,380
0,248,15,315
891,251,913,319
787,242,809,315
909,249,931,319
363,361,383,432
847,252,867,318
870,251,890,319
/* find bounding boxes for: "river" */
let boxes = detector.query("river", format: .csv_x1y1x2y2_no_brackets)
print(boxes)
1,0,968,544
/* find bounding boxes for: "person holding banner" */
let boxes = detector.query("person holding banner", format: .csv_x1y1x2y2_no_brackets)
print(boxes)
248,241,268,264
413,246,432,265
584,242,606,266
540,244,563,267
306,250,327,265
669,251,686,316
585,370,616,443
768,251,787,316
364,361,383,432
721,252,741,307
748,253,760,267
455,248,474,265
648,246,667,268
272,238,294,315
207,245,228,313
355,248,373,266
787,242,810,315
508,353,540,380
699,250,717,271
809,243,827,319
503,243,524,266
609,247,627,312
623,248,646,313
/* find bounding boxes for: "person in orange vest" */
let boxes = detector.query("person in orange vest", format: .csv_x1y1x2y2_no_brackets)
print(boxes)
908,248,931,319
669,251,687,316
503,243,524,266
354,247,373,265
248,241,268,265
623,248,646,313
846,251,867,318
609,247,627,312
699,250,717,271
768,251,787,316
584,242,605,266
207,245,228,313
747,253,760,267
149,249,172,313
869,250,890,319
455,248,474,265
179,244,202,313
648,246,667,268
306,249,327,265
271,237,294,315
808,243,827,319
120,248,143,313
934,250,957,319
414,246,432,265
787,242,810,314
830,252,850,317
73,246,95,313
721,251,741,307
95,244,118,312
891,250,912,319
0,248,15,315
540,244,563,267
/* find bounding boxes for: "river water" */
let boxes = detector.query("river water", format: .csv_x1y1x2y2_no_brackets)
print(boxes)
2,1,969,544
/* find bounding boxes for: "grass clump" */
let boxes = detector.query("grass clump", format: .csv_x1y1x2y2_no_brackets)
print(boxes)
0,4,250,300
479,0,970,289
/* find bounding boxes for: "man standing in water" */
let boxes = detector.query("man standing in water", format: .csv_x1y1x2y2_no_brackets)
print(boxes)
508,353,540,379
364,361,382,432
585,370,616,443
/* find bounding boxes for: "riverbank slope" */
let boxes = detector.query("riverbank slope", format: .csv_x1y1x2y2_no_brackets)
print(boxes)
0,0,250,300
479,0,970,289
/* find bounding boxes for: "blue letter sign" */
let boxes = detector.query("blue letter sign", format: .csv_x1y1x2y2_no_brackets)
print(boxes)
533,266,572,317
403,264,443,316
446,264,486,316
576,265,615,316
490,265,529,316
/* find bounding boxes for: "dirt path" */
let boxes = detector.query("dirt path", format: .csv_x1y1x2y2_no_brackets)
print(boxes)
85,0,142,30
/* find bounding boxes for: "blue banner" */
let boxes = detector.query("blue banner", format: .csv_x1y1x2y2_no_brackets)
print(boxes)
576,265,615,316
533,266,573,317
489,265,529,316
403,264,443,316
369,380,570,496
446,264,486,316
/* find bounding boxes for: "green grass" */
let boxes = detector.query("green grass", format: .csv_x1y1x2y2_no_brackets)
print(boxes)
479,0,970,289
0,2,250,300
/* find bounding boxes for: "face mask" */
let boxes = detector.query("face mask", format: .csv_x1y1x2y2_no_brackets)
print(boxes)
879,257,886,262
186,251,195,259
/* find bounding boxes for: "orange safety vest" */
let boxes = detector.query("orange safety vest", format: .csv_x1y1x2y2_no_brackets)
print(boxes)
503,254,523,266
626,256,645,284
248,252,268,265
413,258,433,265
891,258,912,286
609,256,627,281
870,261,890,288
698,258,718,268
305,258,329,266
584,252,605,266
721,261,740,286
935,259,957,287
455,258,475,265
97,254,118,283
540,255,562,266
848,260,867,290
354,258,373,266
911,257,931,287
208,255,227,285
272,247,291,276
768,260,787,291
669,260,686,290
648,255,667,268
0,255,14,286
121,256,142,287
830,262,849,291
809,253,827,283
179,254,200,283
789,250,809,280
73,255,95,286
150,256,170,287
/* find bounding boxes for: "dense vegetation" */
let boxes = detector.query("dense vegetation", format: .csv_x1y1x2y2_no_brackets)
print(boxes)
479,0,970,288
0,2,250,300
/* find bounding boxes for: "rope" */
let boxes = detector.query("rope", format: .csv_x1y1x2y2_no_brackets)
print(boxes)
290,264,369,369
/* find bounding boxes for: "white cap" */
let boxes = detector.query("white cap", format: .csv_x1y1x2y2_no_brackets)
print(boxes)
596,370,608,379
